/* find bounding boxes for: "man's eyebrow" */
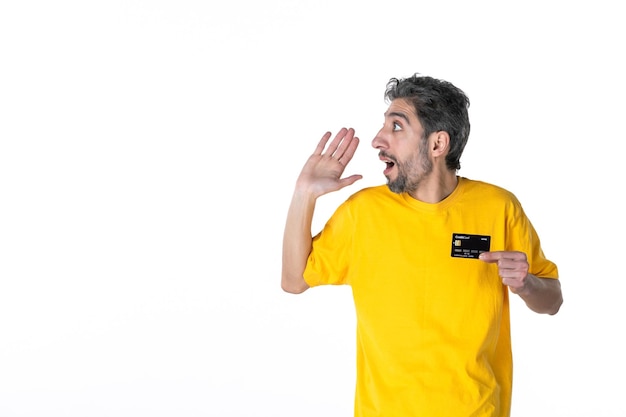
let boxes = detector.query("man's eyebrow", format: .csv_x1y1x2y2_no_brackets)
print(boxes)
385,111,411,124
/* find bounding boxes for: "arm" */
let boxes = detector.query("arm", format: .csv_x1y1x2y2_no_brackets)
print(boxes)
281,128,362,294
479,251,563,315
514,274,562,315
281,190,316,294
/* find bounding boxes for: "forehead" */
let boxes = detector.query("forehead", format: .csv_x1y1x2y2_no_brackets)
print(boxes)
385,98,418,122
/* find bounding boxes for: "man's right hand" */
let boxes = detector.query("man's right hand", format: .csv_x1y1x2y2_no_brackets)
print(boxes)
295,128,363,198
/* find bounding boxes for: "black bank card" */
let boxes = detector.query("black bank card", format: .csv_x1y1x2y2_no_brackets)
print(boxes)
451,233,491,259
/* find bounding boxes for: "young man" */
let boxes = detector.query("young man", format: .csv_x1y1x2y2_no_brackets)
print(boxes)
281,73,562,417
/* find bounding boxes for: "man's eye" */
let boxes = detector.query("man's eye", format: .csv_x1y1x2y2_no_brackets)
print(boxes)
393,122,402,131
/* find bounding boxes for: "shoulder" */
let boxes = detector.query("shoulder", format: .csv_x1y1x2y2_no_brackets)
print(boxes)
460,177,521,204
346,185,401,205
350,184,392,197
458,177,527,218
330,185,404,216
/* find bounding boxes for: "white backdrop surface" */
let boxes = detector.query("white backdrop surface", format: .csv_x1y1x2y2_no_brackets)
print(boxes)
1,1,624,416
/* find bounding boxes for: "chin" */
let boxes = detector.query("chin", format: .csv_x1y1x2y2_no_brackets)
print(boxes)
386,181,405,194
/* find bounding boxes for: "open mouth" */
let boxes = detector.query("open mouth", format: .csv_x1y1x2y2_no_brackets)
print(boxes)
379,153,396,175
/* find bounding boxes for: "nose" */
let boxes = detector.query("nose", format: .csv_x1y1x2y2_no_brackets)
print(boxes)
371,127,388,150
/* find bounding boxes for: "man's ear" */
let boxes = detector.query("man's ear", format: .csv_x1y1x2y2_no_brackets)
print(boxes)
431,131,451,157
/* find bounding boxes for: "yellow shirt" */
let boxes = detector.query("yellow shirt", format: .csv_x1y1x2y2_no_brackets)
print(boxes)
304,177,558,417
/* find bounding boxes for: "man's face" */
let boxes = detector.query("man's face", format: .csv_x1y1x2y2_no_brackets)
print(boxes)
371,99,432,194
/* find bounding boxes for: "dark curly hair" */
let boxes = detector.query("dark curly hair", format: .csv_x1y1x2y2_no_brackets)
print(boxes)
384,73,470,171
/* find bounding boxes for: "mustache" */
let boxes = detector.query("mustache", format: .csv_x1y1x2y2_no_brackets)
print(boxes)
378,151,398,164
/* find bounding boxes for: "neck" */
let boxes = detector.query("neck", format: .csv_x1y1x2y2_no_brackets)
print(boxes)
408,171,459,204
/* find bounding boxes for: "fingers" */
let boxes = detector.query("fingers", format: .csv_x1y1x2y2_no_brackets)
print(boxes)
339,173,363,188
331,128,357,161
325,128,350,157
313,131,333,155
478,251,526,263
479,251,528,274
337,137,360,167
480,251,529,290
314,128,358,160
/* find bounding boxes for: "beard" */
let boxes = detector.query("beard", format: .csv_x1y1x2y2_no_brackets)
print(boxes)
386,146,433,194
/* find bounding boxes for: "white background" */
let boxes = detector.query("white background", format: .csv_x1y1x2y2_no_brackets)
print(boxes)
1,1,624,416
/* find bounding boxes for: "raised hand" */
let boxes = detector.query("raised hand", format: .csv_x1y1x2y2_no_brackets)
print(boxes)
296,128,363,198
